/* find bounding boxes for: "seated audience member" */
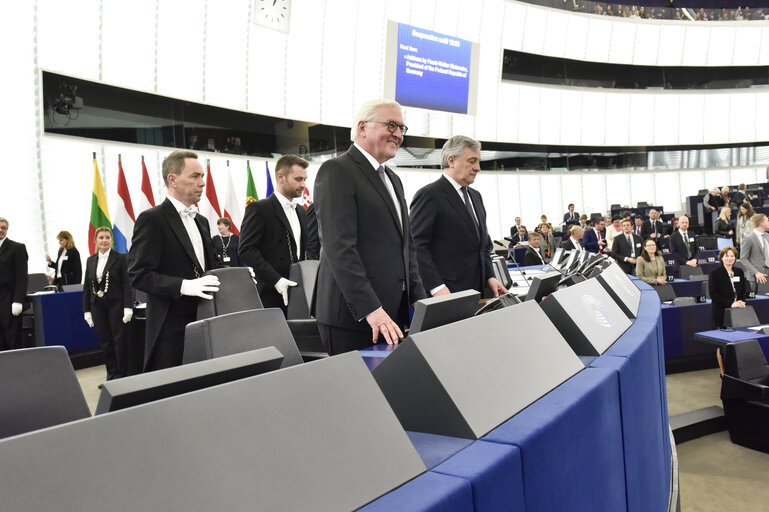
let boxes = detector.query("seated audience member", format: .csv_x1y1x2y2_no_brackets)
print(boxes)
579,214,589,230
46,230,82,289
709,246,746,329
605,214,623,248
738,213,769,286
509,217,527,239
523,232,546,266
633,216,643,237
714,207,734,238
733,183,752,206
610,219,643,274
562,225,584,251
583,220,607,253
539,223,556,261
510,226,528,246
635,239,667,286
705,186,724,212
563,203,579,224
665,217,679,237
211,218,241,267
641,208,664,241
735,203,754,248
669,215,699,267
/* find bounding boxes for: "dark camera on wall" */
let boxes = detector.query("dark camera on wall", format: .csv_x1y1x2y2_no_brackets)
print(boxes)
53,83,83,115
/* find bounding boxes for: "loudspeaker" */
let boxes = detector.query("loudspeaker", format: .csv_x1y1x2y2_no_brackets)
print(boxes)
95,346,284,414
372,301,584,439
539,278,633,356
594,262,641,319
0,353,426,512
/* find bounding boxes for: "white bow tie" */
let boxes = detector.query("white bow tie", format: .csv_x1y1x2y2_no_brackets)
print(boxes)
284,202,297,210
181,206,197,218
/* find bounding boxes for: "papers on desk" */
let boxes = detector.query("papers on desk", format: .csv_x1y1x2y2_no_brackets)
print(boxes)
27,291,56,296
746,325,769,331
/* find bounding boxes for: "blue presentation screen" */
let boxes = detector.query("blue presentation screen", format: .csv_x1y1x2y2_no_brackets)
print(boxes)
394,23,473,114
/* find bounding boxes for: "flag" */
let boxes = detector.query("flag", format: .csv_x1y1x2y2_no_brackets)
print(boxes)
245,161,258,205
88,154,111,255
265,161,274,198
223,163,242,236
301,187,312,211
138,156,155,212
198,159,222,234
112,157,136,253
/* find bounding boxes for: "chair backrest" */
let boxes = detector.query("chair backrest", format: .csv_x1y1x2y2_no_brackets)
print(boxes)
26,273,49,293
184,308,303,368
679,265,704,280
653,284,676,302
724,305,760,328
287,260,320,320
0,347,91,439
723,339,769,382
196,267,263,321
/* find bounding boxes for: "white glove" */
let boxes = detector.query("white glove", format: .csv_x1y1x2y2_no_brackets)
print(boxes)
180,275,221,300
122,308,133,323
274,277,297,306
11,302,22,316
83,312,94,328
247,266,256,279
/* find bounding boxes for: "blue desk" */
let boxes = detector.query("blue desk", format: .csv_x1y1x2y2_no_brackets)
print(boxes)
694,328,769,360
29,291,99,354
364,281,671,512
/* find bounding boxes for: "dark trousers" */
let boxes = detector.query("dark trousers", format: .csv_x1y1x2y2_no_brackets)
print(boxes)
145,297,197,372
91,299,127,380
0,291,21,351
318,292,410,355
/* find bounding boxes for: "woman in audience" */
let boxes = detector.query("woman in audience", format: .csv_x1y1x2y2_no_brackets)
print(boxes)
709,246,747,329
635,239,667,286
538,223,557,262
212,217,241,267
735,202,754,249
82,227,133,380
46,230,82,289
714,207,734,238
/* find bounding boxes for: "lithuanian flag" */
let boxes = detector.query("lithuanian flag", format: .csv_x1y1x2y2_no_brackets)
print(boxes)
88,153,111,255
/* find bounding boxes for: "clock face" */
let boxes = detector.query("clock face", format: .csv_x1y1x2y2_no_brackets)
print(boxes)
254,0,291,33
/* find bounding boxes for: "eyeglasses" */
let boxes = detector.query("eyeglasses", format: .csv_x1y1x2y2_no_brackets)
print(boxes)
368,120,408,136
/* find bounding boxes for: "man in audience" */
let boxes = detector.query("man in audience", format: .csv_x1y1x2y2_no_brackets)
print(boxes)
669,215,699,268
510,217,527,239
523,232,546,266
563,203,579,223
562,225,584,251
411,135,507,299
733,183,753,206
610,219,643,274
129,150,220,371
314,99,426,355
239,154,309,313
509,226,528,246
633,216,643,236
641,208,664,241
738,213,769,286
0,217,28,351
583,219,607,253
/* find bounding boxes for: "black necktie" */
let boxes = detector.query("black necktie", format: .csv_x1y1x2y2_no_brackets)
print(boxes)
461,187,479,239
627,235,634,257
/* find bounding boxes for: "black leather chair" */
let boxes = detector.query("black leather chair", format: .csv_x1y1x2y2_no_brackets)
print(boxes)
721,339,769,453
26,273,51,293
679,265,704,280
196,267,263,321
724,305,760,328
0,347,91,439
183,308,303,368
653,284,676,302
286,260,327,361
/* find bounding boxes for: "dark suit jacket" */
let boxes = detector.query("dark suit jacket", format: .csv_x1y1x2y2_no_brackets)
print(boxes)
0,239,28,305
610,233,643,274
714,219,733,238
523,247,545,266
582,228,605,253
239,194,307,309
563,211,580,223
509,231,528,246
49,247,82,286
509,225,528,239
128,198,217,368
410,175,494,296
709,265,746,328
641,219,664,240
83,251,133,311
304,203,320,260
561,238,583,251
211,234,241,267
314,145,426,330
669,231,699,265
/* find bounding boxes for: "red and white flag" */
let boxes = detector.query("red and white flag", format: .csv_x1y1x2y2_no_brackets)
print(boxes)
137,156,155,213
300,187,312,211
222,161,242,236
198,159,222,234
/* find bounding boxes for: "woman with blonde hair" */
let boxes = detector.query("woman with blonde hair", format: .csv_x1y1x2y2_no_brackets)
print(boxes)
46,230,82,289
714,207,734,239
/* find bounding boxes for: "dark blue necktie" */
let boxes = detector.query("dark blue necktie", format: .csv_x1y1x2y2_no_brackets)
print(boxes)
461,187,479,239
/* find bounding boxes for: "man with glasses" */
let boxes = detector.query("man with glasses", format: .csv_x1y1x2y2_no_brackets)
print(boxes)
313,99,426,355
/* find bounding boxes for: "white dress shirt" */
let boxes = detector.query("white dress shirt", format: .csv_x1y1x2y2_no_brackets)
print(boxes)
56,248,67,278
167,195,206,271
274,191,302,258
96,249,110,282
354,142,402,227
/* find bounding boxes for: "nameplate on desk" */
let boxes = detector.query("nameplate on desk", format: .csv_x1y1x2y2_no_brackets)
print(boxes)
667,259,676,265
708,257,715,262
697,295,707,303
698,246,705,251
667,276,675,282
748,291,757,299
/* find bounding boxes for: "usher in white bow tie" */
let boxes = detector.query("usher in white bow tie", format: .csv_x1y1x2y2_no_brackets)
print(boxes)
181,206,198,218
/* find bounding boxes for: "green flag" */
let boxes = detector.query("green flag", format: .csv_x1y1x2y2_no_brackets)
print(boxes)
245,161,258,205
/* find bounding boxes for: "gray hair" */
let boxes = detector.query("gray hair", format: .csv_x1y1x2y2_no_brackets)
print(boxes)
350,99,403,140
441,135,481,168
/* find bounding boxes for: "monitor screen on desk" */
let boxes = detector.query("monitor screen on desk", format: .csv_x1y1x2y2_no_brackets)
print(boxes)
409,289,482,335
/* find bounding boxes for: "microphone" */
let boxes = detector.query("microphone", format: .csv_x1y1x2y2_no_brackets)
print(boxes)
509,253,533,286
